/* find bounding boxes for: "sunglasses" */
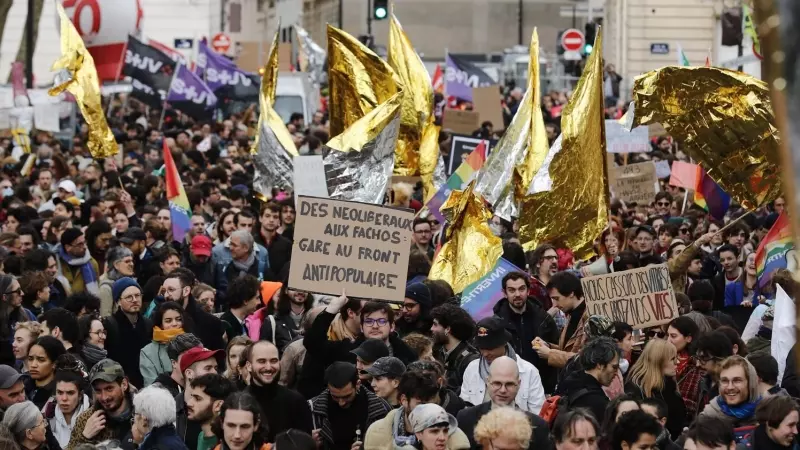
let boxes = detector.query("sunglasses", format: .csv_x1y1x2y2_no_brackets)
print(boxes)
646,330,667,339
680,228,690,233
656,201,670,207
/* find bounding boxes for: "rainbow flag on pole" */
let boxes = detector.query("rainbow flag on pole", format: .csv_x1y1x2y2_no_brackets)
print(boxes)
755,212,794,289
163,140,192,242
694,166,730,220
425,140,488,222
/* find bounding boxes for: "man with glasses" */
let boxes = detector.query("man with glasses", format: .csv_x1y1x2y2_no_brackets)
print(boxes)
56,228,100,295
360,302,418,366
554,337,622,423
396,283,433,338
694,331,735,415
654,192,673,217
103,278,153,389
457,356,553,449
634,225,657,257
411,218,434,261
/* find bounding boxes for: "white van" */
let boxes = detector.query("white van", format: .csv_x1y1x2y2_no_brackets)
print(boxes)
274,72,319,125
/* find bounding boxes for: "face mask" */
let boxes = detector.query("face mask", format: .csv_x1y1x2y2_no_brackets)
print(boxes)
489,223,503,236
1,188,13,197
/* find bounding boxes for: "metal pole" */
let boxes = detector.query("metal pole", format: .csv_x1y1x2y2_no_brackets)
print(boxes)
518,0,523,46
159,61,182,130
338,0,343,28
367,0,372,36
572,5,577,29
25,0,34,89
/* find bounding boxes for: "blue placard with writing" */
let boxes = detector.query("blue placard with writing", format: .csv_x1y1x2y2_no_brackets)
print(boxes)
174,38,194,49
650,43,670,55
460,258,525,320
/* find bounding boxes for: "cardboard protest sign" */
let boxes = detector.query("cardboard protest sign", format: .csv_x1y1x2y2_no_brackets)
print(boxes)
669,161,699,189
442,109,480,135
606,120,650,153
448,134,497,174
288,196,414,302
581,264,678,329
472,86,504,131
461,258,524,320
293,156,328,201
611,162,657,205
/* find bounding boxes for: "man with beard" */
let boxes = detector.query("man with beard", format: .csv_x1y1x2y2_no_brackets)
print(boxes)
430,304,478,391
175,346,222,450
396,283,433,338
254,202,292,281
161,268,225,360
80,163,103,201
56,228,100,295
246,340,312,441
103,278,152,389
186,374,236,450
493,271,559,393
259,286,314,353
308,362,392,449
527,244,559,310
67,359,135,448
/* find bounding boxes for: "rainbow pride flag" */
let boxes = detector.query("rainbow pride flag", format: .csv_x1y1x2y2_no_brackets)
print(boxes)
755,212,794,289
163,140,192,242
425,140,487,222
694,166,730,220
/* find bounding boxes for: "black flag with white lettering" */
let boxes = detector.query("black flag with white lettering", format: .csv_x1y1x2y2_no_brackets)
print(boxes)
123,35,176,107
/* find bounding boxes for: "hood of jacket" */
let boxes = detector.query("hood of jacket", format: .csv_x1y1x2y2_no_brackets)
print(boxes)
556,370,605,396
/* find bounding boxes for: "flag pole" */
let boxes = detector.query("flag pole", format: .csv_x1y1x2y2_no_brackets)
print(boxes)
159,60,182,130
106,37,130,118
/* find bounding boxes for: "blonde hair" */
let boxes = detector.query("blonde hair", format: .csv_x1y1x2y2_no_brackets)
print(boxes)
626,339,677,397
14,322,42,339
192,283,215,299
474,407,532,449
719,355,760,402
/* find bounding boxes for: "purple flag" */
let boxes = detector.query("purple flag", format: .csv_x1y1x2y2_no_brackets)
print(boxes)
167,64,218,119
444,54,495,102
196,41,259,100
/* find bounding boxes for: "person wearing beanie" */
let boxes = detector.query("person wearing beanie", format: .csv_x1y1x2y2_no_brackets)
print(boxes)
396,283,434,338
56,227,100,296
103,277,153,389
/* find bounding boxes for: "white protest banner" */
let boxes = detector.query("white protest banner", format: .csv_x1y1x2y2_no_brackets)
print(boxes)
581,264,678,329
654,160,671,179
611,162,657,205
606,119,650,153
33,105,60,132
293,155,328,201
288,196,414,302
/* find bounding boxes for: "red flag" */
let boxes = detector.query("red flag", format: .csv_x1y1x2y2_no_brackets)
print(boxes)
432,64,444,94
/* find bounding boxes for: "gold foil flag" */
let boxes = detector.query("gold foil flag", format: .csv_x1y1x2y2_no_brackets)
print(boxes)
474,29,549,220
631,66,781,209
253,26,299,198
429,181,503,294
388,13,440,199
49,2,117,159
519,28,609,258
323,25,403,204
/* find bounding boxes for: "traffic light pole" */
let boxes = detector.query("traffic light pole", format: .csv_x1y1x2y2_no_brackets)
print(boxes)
367,0,372,36
25,0,34,89
518,0,523,46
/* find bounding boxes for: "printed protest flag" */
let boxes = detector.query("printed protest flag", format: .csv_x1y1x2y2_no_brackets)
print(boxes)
444,54,495,102
460,258,524,320
123,35,176,108
166,64,218,120
196,41,260,101
432,64,444,94
163,139,192,242
694,166,730,220
425,140,487,222
755,212,795,289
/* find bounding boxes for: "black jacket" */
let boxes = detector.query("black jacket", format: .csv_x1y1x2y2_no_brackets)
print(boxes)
220,311,248,339
439,388,466,416
309,386,391,450
247,382,313,442
182,296,226,367
555,371,609,425
624,377,687,438
175,390,202,450
784,346,800,398
259,311,299,354
254,231,292,282
493,297,559,393
436,340,478,393
300,311,418,399
139,424,188,450
152,373,182,399
457,402,554,450
104,309,153,389
180,248,213,285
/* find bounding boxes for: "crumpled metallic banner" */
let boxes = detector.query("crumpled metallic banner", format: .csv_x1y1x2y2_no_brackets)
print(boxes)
631,66,782,209
49,2,117,159
323,25,404,204
474,29,549,221
519,28,609,258
295,25,327,87
388,13,440,197
429,181,503,294
252,26,299,197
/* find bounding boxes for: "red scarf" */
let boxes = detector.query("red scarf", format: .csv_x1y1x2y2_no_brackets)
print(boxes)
676,350,692,378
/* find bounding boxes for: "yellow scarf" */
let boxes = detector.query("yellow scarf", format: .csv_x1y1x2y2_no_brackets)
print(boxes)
153,326,185,344
327,313,357,342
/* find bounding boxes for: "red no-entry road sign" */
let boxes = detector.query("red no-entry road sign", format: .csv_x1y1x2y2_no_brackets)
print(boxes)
211,33,232,53
561,29,585,52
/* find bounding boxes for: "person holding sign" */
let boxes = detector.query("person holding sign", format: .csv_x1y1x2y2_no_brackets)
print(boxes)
532,272,589,369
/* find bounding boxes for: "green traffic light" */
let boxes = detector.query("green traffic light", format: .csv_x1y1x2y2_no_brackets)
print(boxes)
375,7,388,19
584,44,593,54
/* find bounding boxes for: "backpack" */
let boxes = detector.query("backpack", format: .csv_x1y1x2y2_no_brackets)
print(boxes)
539,388,591,428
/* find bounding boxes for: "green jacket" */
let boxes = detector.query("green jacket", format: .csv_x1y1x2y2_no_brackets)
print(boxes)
140,341,172,386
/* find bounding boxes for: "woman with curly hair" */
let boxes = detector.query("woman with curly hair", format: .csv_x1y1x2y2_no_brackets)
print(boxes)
474,407,533,450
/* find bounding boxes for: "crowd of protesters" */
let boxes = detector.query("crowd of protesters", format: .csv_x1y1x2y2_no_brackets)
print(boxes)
0,77,794,450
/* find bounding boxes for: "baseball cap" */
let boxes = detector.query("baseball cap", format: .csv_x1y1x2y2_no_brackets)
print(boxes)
179,347,223,374
0,365,23,389
351,338,390,364
191,235,212,257
474,317,512,350
89,359,125,384
409,404,458,434
365,357,406,378
635,225,657,238
57,180,76,193
118,227,147,245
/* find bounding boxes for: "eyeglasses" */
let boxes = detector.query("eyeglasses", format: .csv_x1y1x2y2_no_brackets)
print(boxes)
679,228,690,234
656,201,671,207
696,354,722,364
68,240,86,248
363,318,389,327
90,330,108,337
121,293,143,303
401,303,417,311
4,288,21,297
489,381,519,390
